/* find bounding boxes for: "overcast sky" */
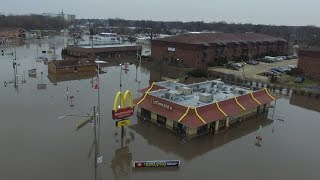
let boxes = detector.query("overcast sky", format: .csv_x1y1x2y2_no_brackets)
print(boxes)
1,0,319,26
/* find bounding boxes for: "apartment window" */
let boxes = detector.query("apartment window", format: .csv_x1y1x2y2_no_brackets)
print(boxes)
197,124,208,135
157,114,167,127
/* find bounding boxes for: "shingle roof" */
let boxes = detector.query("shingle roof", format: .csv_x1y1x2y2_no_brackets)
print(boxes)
237,94,261,110
154,33,286,45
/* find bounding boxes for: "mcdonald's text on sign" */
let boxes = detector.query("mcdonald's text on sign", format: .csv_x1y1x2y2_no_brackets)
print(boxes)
112,107,134,120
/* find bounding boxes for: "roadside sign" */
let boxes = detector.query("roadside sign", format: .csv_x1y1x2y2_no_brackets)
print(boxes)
132,160,180,168
112,107,134,120
76,117,92,131
116,119,131,127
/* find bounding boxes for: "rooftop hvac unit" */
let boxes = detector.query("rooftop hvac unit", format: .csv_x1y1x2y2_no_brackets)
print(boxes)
164,92,171,99
199,93,213,103
239,90,245,95
178,86,192,95
165,91,178,100
217,83,223,90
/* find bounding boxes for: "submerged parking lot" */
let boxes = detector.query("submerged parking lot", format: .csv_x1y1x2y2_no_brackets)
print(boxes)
209,59,298,82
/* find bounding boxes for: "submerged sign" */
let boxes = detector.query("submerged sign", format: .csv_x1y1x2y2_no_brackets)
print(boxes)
132,160,180,168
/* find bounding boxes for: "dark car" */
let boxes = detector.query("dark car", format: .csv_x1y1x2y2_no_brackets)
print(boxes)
246,60,259,65
264,71,277,76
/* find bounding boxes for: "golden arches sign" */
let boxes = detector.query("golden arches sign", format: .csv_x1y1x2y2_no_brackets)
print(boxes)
112,90,135,120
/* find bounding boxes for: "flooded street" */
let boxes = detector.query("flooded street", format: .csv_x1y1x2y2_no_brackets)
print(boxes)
0,37,320,180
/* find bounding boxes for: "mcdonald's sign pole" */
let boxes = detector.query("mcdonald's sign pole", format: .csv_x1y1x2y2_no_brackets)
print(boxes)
112,90,135,146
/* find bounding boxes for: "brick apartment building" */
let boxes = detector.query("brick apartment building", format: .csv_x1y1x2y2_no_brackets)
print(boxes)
151,33,287,68
298,48,320,80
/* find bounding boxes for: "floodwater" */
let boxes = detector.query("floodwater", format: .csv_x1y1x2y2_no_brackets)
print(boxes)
1,37,320,180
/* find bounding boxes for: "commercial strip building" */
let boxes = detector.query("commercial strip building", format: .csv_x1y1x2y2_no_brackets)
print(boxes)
0,27,26,39
66,44,142,60
298,48,320,80
48,59,96,74
135,80,275,139
151,33,287,68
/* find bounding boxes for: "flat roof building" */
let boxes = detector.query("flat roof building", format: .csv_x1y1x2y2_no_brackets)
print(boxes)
151,33,287,68
66,44,141,61
48,59,96,74
136,80,275,138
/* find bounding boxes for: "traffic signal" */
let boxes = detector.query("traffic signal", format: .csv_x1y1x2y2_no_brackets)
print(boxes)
1,49,3,56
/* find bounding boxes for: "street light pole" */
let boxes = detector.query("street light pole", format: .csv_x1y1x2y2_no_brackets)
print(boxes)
137,54,141,84
119,63,122,92
94,60,107,157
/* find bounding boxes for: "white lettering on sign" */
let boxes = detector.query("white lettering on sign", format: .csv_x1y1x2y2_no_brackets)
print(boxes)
168,47,175,52
151,99,173,110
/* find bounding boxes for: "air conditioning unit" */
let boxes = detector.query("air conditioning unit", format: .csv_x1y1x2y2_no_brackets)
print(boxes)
199,93,213,103
178,86,192,95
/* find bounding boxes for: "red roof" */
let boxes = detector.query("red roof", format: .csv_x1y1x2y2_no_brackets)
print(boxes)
137,88,276,129
218,99,243,117
180,109,205,128
197,104,226,123
253,90,275,104
237,94,260,110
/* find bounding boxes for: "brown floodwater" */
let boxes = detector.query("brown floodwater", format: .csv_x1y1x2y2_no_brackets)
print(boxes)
0,37,320,180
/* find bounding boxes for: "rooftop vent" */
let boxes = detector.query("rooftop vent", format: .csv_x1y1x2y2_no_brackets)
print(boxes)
178,86,192,95
199,93,213,103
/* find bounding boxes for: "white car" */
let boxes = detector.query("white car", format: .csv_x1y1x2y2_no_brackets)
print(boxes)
276,57,284,61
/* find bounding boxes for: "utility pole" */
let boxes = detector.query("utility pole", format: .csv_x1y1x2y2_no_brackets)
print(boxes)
93,106,98,180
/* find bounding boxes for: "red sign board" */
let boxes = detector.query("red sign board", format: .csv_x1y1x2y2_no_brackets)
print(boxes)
112,107,134,120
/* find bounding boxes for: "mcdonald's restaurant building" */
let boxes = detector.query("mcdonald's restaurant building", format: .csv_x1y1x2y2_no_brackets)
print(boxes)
135,80,275,139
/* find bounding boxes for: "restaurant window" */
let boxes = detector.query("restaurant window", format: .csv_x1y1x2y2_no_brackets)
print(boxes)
157,114,167,127
173,121,178,132
141,108,151,120
197,124,208,135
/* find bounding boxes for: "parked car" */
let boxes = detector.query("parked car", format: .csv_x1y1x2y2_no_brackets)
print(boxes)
268,70,281,75
276,57,284,61
280,66,291,72
263,56,277,63
288,65,297,69
294,76,305,83
226,62,240,70
270,67,284,73
246,60,259,65
264,71,277,76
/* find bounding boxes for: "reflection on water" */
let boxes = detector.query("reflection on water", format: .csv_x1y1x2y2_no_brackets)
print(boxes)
290,93,320,112
130,115,272,161
48,71,98,84
111,146,132,179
